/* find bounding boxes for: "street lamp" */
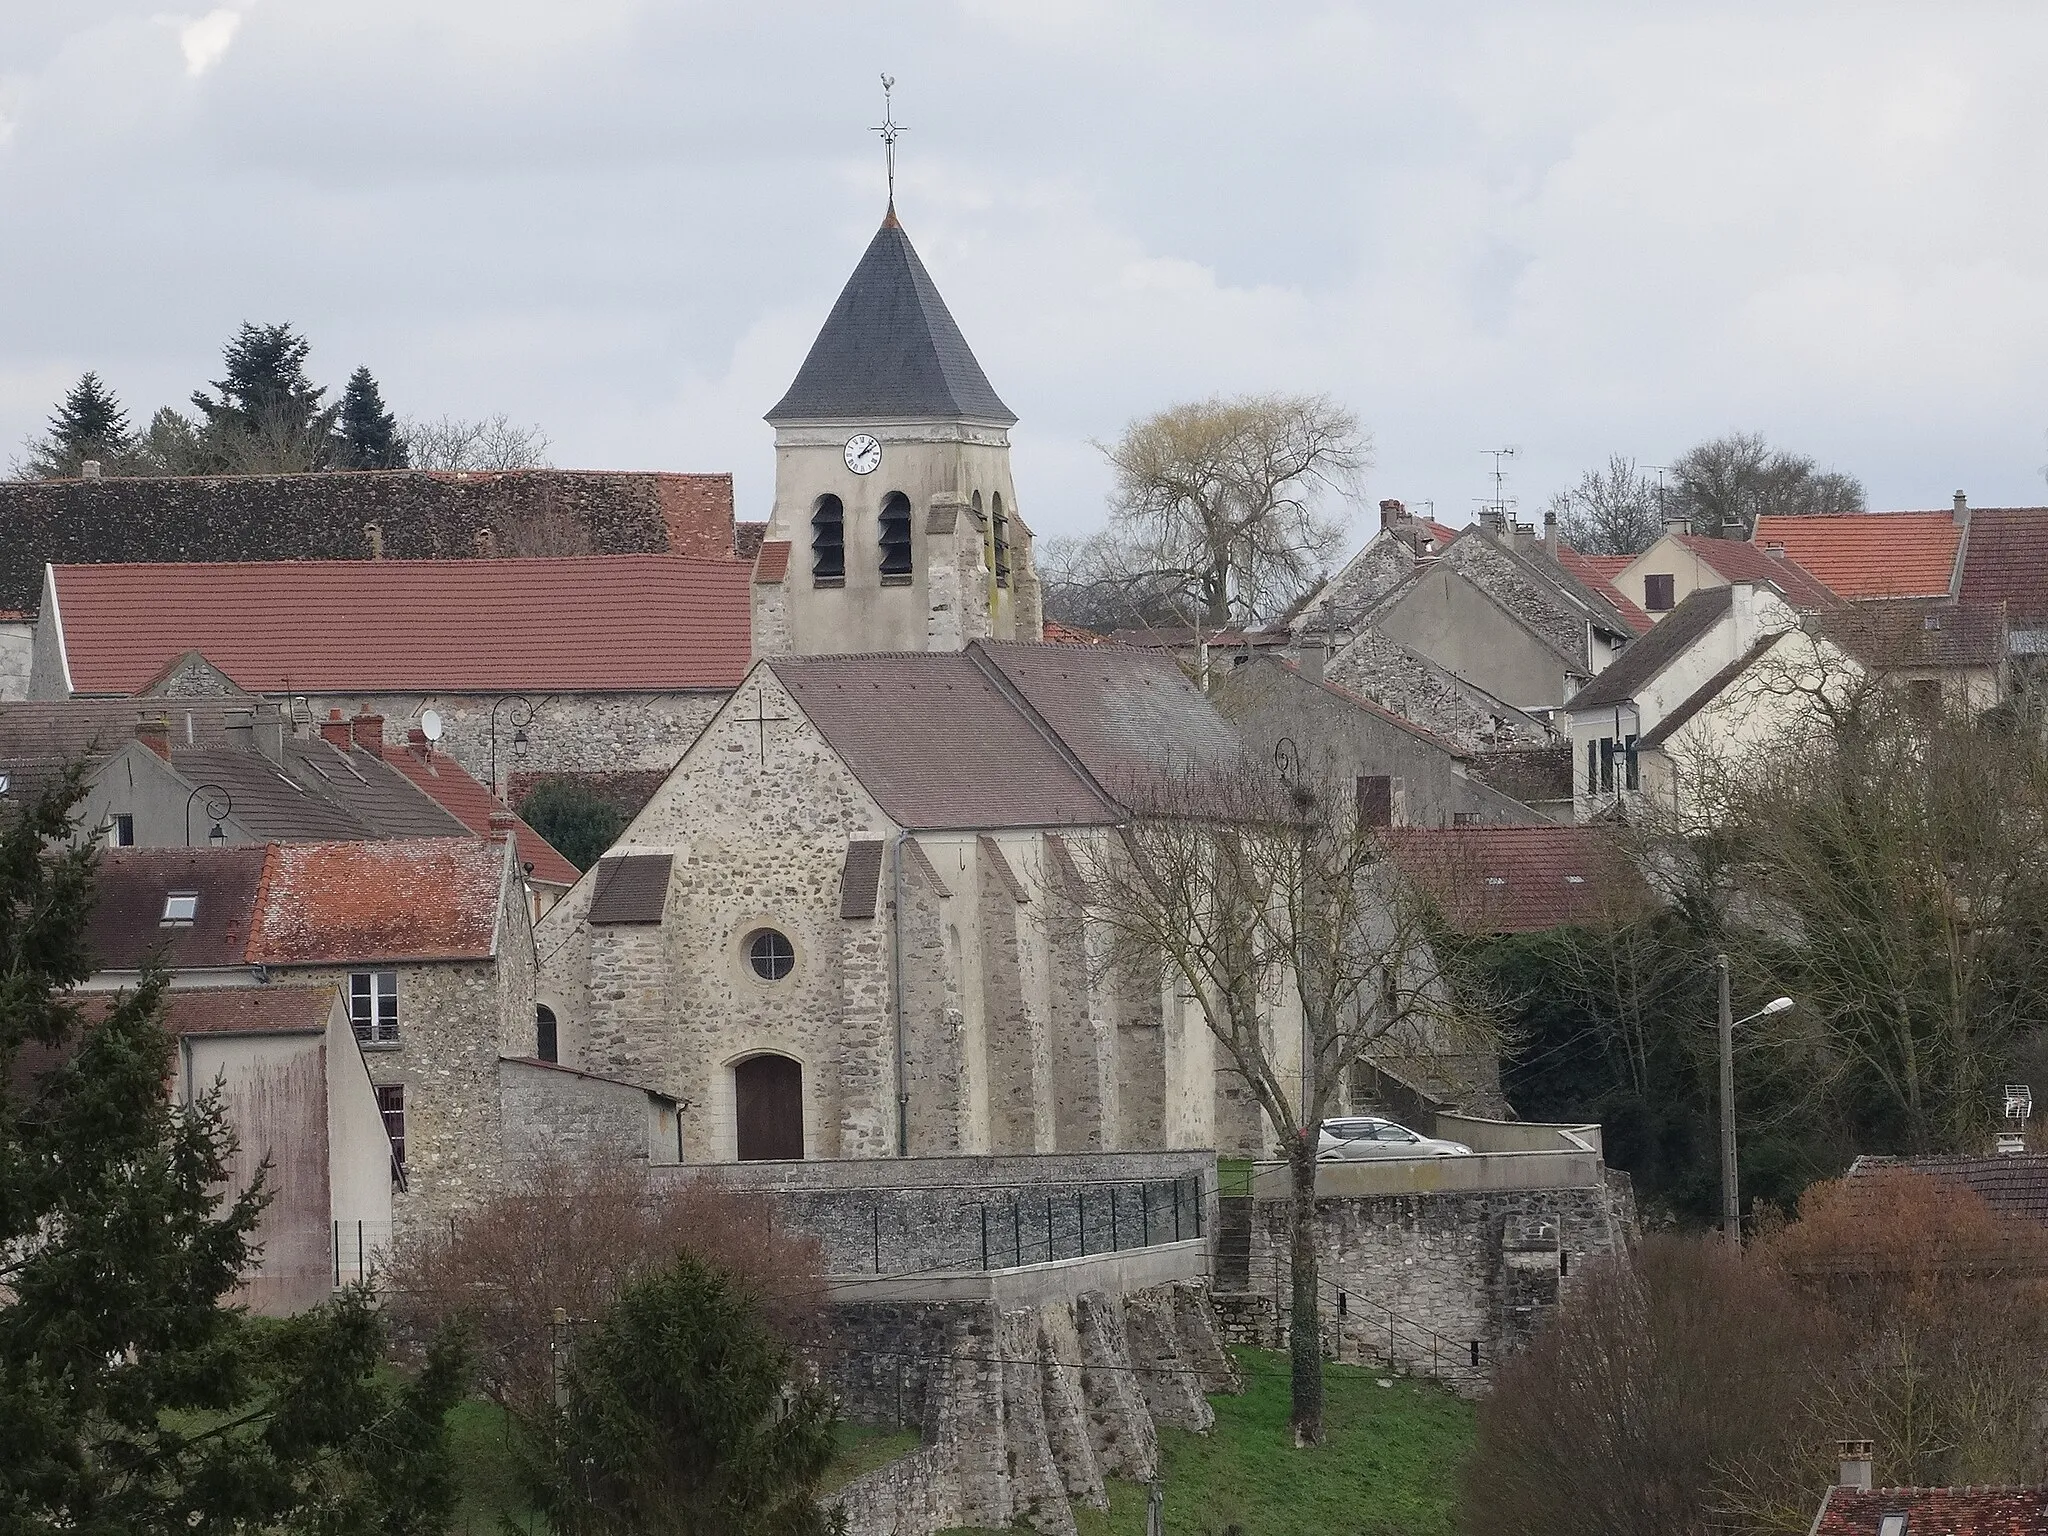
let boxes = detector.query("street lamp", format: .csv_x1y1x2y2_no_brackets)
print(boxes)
185,783,232,849
488,694,536,798
1717,949,1793,1244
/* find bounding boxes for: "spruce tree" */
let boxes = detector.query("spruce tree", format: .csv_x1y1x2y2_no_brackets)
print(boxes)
337,365,409,469
21,372,132,478
189,321,341,473
0,772,471,1531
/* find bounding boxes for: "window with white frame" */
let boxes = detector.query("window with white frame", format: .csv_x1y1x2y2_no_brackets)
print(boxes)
160,891,198,926
350,971,399,1045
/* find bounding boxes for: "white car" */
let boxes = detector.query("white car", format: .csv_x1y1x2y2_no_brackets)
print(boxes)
1317,1116,1473,1161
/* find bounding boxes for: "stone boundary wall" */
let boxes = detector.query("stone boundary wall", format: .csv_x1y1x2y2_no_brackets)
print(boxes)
653,1152,1215,1278
825,1280,1241,1536
1213,1178,1634,1396
0,468,736,611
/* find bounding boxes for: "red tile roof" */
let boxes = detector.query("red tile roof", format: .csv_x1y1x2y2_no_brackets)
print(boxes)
1958,506,2048,622
246,838,507,964
1425,520,1461,547
380,741,580,887
753,541,792,584
1582,555,1631,580
1041,620,1107,645
1387,825,1653,933
1672,532,1838,608
1555,547,1652,633
1752,513,1960,600
50,555,752,694
1814,1487,2048,1535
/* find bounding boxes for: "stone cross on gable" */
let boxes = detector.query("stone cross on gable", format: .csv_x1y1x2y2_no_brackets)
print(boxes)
736,685,791,768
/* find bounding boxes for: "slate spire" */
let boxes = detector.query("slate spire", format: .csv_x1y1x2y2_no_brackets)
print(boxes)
766,213,1016,427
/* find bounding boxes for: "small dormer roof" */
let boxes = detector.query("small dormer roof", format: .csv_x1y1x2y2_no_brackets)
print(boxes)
766,212,1016,427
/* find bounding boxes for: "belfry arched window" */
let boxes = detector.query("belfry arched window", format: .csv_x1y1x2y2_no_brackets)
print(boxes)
879,491,913,580
811,495,845,584
991,492,1010,590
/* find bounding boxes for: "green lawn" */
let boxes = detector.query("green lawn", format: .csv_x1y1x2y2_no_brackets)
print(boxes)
448,1349,1471,1536
1071,1349,1474,1536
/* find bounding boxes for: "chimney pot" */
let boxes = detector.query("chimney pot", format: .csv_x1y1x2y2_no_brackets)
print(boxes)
1663,514,1688,538
1836,1440,1874,1492
350,713,385,757
1379,498,1406,530
317,714,352,752
81,459,102,480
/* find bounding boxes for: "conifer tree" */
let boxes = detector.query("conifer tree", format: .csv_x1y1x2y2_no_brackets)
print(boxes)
337,365,409,469
189,321,341,472
20,372,133,478
0,771,471,1530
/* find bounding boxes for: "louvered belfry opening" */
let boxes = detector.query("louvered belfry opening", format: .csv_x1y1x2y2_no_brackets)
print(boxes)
734,1053,804,1161
811,494,845,583
879,491,913,580
991,491,1010,589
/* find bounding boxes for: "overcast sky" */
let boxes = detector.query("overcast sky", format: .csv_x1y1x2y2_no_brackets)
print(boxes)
5,3,2046,548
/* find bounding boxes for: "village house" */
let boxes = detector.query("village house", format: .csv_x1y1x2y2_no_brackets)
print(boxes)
1610,522,1836,618
77,838,557,1240
27,556,752,801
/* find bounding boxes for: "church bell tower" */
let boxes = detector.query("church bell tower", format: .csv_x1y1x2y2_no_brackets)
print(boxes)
749,203,1041,658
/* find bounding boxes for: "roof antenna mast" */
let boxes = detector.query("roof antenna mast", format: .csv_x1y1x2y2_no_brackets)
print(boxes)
874,74,905,217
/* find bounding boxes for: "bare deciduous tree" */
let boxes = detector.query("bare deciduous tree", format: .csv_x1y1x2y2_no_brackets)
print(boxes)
1080,393,1368,629
1669,431,1863,539
1070,751,1485,1445
400,412,552,472
381,1153,823,1420
1546,454,1666,556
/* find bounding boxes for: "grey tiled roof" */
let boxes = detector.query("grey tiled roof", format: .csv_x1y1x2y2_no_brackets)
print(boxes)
587,854,674,925
1569,585,1733,711
765,215,1016,426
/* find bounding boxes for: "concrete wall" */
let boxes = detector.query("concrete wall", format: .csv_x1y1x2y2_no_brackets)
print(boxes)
324,1001,396,1283
498,1058,681,1166
1379,566,1576,711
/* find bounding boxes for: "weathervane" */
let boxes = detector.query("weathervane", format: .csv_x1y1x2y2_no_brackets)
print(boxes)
873,74,905,211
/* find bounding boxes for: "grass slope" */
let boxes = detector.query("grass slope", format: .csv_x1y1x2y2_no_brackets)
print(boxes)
1071,1349,1473,1536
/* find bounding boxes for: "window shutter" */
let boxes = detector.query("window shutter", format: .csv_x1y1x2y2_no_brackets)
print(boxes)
1356,774,1393,829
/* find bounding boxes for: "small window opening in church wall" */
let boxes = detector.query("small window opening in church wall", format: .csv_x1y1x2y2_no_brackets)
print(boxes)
811,494,845,585
879,492,913,583
536,1004,558,1063
992,491,1010,589
746,928,796,981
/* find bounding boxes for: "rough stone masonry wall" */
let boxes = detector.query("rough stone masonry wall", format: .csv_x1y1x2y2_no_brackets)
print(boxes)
826,1281,1241,1536
1214,1181,1634,1395
0,468,736,611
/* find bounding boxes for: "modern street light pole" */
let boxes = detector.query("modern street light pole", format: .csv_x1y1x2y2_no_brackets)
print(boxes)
1716,955,1794,1246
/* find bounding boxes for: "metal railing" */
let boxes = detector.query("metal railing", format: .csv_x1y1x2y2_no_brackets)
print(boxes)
1324,1281,1489,1380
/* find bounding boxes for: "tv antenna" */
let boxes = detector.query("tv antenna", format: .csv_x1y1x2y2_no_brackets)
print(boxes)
1478,447,1518,525
873,74,906,212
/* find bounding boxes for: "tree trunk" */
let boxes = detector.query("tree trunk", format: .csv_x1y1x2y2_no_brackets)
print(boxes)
1287,1131,1324,1446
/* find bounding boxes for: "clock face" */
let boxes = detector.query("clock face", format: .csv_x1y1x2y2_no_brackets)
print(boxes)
844,434,882,475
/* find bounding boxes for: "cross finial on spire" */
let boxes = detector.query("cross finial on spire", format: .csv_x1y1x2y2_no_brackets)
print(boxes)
873,73,905,218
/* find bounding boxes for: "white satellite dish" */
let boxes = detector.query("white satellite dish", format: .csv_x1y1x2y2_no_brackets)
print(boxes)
420,709,444,742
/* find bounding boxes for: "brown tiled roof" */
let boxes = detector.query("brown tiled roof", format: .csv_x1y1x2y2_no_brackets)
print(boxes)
753,541,792,584
1673,533,1838,608
733,521,769,561
768,651,1121,830
838,840,884,920
76,986,340,1037
972,640,1245,806
1818,600,2007,670
1852,1153,2048,1226
1555,547,1652,633
1388,825,1653,934
50,555,751,694
85,846,269,971
586,853,673,925
1959,507,2048,623
1753,512,1961,600
246,838,506,964
381,740,579,887
1814,1486,2048,1535
1040,620,1106,645
1570,586,1733,711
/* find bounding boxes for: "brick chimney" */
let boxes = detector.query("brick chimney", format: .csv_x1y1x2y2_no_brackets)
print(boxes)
318,709,352,752
350,712,385,757
135,716,171,760
1379,498,1406,530
1836,1440,1873,1492
487,809,516,844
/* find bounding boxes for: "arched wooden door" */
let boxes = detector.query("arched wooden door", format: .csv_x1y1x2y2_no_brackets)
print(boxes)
734,1054,804,1161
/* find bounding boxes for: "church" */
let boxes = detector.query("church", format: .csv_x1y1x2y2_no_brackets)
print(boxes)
535,202,1276,1163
